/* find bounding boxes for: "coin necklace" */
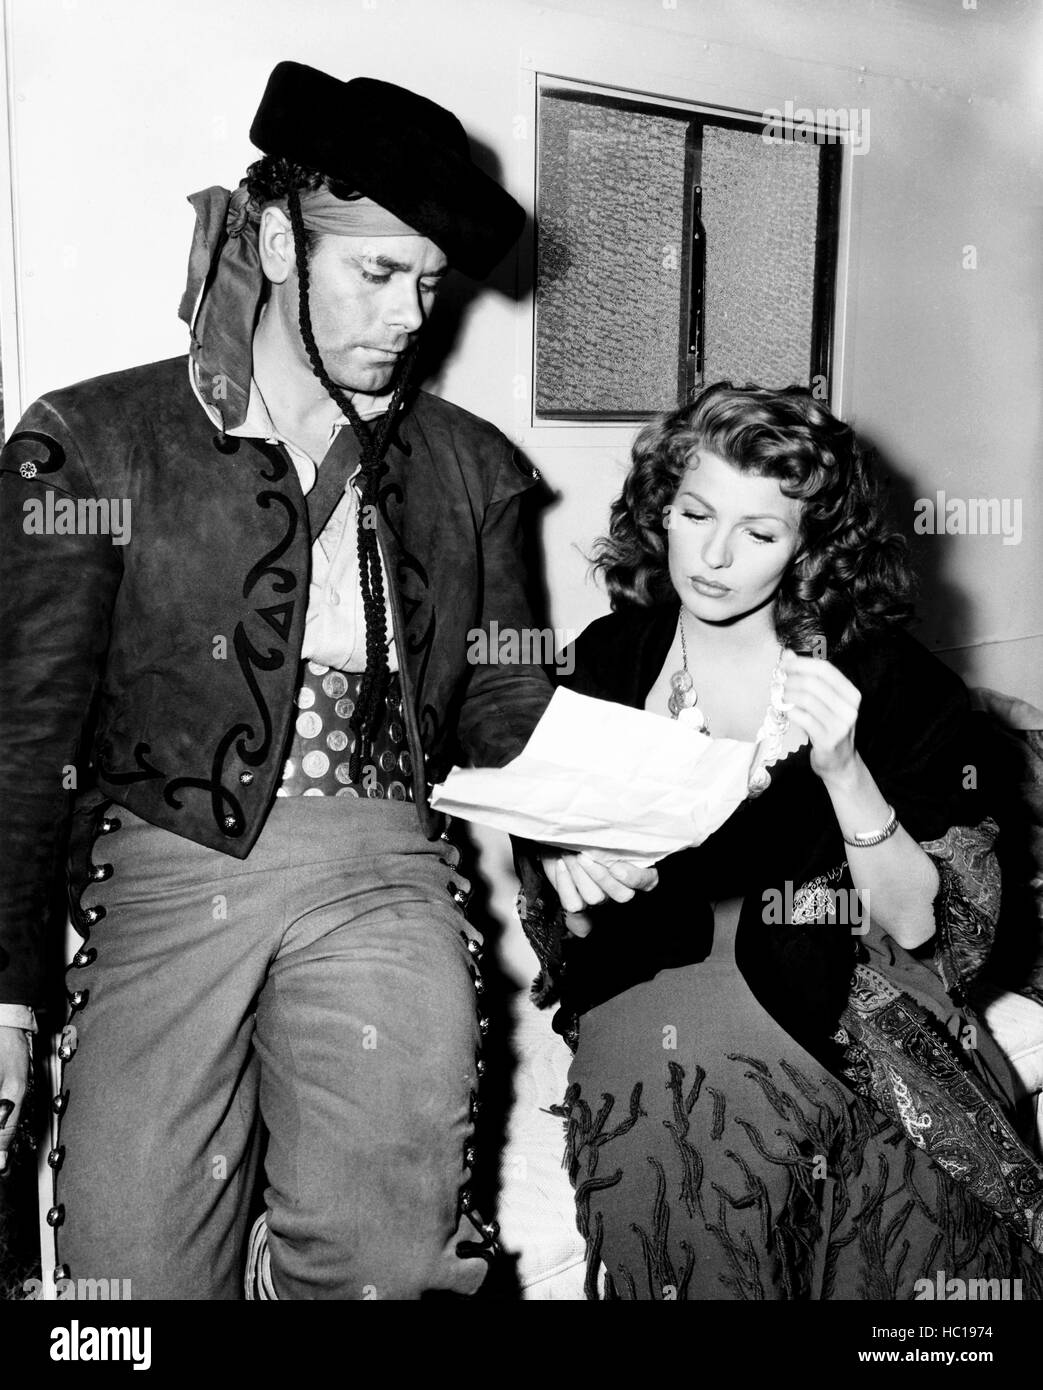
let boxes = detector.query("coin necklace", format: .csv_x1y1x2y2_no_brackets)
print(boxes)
668,611,791,795
667,610,711,732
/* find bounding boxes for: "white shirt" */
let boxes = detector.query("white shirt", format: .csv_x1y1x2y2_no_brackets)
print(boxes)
226,381,398,674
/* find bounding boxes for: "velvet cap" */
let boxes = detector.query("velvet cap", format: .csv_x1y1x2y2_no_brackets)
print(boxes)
249,62,525,278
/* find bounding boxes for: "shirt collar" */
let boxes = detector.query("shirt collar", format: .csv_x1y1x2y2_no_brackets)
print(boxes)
226,378,393,446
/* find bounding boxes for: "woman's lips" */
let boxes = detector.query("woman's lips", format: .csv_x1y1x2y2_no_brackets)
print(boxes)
689,576,732,596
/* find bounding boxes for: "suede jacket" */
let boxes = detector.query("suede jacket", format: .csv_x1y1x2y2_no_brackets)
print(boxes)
0,355,552,1008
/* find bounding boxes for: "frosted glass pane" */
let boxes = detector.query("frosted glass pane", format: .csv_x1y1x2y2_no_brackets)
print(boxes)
535,93,689,415
701,125,821,388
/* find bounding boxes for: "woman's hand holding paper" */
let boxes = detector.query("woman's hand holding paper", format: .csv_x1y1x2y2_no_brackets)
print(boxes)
540,849,659,924
431,688,755,863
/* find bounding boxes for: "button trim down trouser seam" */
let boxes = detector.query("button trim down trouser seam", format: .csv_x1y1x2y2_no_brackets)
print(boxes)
58,794,488,1299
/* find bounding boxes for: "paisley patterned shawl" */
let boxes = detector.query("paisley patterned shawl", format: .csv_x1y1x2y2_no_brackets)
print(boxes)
829,819,1043,1253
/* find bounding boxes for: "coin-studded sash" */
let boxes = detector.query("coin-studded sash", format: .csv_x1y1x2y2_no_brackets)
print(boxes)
277,663,413,801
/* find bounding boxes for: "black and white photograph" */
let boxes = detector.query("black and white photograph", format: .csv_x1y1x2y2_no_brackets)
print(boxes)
0,0,1040,1361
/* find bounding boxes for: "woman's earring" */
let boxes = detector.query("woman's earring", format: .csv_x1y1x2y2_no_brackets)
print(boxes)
662,505,675,529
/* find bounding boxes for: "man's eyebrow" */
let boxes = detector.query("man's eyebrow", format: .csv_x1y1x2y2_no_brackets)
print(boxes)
362,253,449,277
679,489,792,525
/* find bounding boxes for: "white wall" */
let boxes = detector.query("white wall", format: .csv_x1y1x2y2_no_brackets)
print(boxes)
3,0,1041,983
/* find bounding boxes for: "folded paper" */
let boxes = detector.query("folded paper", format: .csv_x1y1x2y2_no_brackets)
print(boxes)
430,687,757,866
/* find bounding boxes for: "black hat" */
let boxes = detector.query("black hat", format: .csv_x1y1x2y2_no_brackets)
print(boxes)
250,61,525,278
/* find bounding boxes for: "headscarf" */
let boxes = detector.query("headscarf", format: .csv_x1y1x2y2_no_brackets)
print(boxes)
178,184,419,432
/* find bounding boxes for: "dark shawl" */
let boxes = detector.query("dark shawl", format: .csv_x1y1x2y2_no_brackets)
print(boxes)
517,603,1043,1252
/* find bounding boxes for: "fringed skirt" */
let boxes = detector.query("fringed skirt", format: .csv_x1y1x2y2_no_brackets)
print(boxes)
562,905,1043,1301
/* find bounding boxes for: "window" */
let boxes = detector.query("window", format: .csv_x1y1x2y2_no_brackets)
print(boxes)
534,82,842,421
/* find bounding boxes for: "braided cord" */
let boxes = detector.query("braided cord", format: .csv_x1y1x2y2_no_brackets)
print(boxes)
287,188,417,779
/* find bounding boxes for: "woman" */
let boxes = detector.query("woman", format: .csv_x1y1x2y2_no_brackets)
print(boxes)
522,383,1043,1300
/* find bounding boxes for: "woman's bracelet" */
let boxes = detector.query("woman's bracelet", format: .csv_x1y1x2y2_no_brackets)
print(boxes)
841,805,899,848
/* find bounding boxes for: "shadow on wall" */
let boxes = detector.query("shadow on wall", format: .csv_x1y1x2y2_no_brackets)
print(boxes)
422,133,553,1283
856,431,975,655
416,134,535,394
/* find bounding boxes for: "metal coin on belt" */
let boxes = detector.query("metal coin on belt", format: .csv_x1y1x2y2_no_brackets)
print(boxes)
296,711,323,740
301,750,330,779
323,672,350,700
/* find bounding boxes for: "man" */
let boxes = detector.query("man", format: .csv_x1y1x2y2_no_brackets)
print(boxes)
0,62,650,1300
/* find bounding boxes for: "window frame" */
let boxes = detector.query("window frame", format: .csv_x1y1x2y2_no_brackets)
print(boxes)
510,66,861,450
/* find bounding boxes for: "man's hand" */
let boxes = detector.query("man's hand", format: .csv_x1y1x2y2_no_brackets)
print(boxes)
540,850,658,932
0,1026,30,1177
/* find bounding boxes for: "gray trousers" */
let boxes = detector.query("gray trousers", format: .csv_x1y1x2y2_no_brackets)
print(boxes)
56,795,487,1299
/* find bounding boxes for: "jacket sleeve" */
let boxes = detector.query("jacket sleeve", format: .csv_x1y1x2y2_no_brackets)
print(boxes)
0,400,122,1008
509,617,614,1009
455,443,552,769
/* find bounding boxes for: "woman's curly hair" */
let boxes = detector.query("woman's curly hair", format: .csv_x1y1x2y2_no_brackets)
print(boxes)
594,382,914,654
